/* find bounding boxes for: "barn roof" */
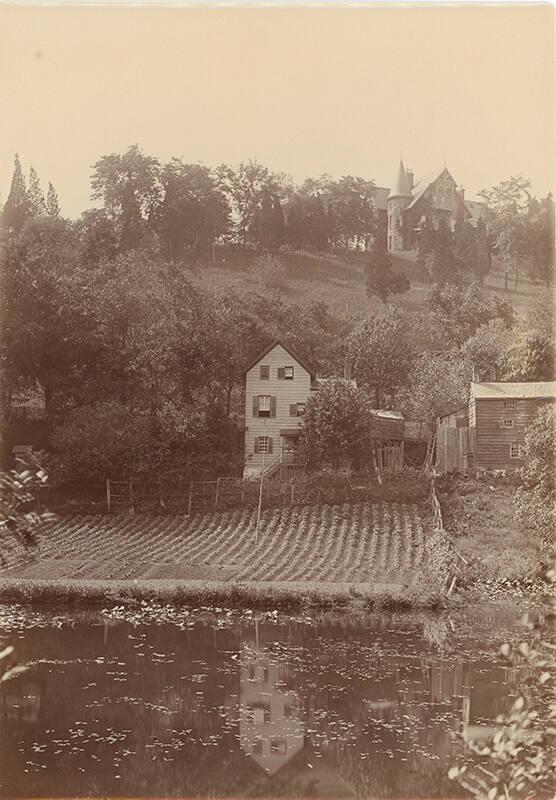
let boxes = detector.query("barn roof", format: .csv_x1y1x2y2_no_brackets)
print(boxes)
471,381,556,400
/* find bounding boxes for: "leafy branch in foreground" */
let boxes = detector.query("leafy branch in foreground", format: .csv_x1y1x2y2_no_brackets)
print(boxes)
449,568,555,800
0,452,54,560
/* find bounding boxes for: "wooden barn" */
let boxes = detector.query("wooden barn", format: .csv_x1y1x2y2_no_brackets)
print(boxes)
435,381,556,472
468,381,556,470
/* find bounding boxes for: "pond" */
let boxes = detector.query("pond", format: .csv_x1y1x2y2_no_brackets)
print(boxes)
0,602,530,799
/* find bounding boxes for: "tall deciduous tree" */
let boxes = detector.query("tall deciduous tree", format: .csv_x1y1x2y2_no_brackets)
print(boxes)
298,378,376,470
156,160,229,258
514,406,556,531
2,154,30,233
91,145,162,251
426,283,515,347
348,309,413,406
501,332,555,382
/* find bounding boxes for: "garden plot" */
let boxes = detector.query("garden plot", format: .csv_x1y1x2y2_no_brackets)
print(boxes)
0,502,427,584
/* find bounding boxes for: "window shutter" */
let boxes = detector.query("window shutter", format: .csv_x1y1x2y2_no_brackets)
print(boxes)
277,367,285,380
254,437,259,454
253,396,258,417
270,396,277,417
268,437,273,454
289,404,297,417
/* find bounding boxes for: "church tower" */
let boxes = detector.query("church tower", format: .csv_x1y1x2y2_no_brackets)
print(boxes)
387,160,412,252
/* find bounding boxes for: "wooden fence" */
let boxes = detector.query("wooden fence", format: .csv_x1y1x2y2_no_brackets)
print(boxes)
435,427,476,473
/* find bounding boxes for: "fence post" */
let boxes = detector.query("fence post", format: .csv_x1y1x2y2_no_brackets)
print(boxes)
215,477,221,510
106,478,111,513
187,483,193,515
290,481,295,506
129,477,135,516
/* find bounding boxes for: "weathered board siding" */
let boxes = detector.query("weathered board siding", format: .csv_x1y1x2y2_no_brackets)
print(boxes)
244,344,313,476
473,398,553,469
435,427,476,472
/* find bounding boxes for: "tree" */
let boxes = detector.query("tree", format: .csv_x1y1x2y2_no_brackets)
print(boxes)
474,217,491,284
478,175,538,285
2,154,30,233
397,350,471,431
348,309,413,406
298,378,376,470
91,144,162,251
325,175,376,249
45,182,60,218
365,219,410,303
525,195,555,286
252,188,285,252
514,405,555,532
453,203,476,276
426,283,515,347
28,167,46,217
156,160,229,258
75,208,118,265
501,331,555,382
431,215,459,284
461,319,514,382
215,160,289,248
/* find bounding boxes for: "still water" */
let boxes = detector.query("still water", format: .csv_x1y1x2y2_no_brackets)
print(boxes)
0,602,527,798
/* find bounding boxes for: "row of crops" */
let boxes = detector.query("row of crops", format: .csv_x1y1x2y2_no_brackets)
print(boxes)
0,501,426,583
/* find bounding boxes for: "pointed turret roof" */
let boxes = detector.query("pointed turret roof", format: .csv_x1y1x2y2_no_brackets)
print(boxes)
388,159,412,199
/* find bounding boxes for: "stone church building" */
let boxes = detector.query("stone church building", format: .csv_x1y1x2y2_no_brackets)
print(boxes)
375,160,485,253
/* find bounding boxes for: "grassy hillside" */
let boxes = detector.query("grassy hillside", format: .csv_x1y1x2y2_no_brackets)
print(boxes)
189,245,545,319
438,476,552,586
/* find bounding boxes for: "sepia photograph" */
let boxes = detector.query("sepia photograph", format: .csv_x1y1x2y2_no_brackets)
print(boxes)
0,1,554,799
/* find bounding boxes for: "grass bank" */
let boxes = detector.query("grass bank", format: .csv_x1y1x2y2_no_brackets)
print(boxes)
436,474,553,596
0,577,447,612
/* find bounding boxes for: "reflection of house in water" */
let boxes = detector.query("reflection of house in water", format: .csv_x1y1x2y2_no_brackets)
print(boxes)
239,635,304,775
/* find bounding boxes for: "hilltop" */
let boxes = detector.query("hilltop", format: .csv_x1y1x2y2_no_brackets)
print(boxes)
189,245,545,319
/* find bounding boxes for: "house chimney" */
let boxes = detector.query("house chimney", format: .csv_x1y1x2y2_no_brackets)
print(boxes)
406,169,414,190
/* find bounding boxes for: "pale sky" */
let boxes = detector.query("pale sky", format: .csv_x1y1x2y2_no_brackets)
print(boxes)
0,3,554,218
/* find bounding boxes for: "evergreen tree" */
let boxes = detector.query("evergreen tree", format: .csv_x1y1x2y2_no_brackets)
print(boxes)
285,197,306,249
365,218,410,303
28,166,46,217
2,154,30,232
431,216,458,284
474,217,491,285
253,189,285,252
453,203,476,276
46,183,60,218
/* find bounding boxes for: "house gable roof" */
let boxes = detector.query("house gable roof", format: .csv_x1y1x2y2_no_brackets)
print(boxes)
406,166,451,210
244,340,316,378
471,381,556,400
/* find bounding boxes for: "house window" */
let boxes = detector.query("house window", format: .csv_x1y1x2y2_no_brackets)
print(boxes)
509,443,522,459
503,419,514,428
504,401,516,409
258,395,271,417
258,436,270,454
284,366,294,380
259,365,269,380
296,402,306,416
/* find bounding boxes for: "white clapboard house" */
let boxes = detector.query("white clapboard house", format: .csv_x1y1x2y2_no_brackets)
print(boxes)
243,341,316,478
